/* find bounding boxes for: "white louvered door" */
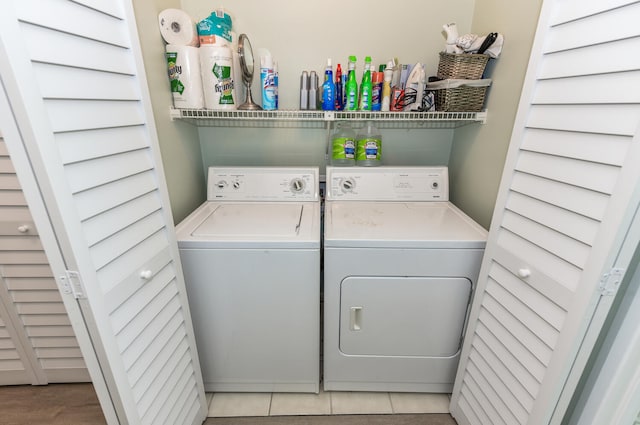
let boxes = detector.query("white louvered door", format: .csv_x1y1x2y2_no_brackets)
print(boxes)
0,1,207,424
450,0,640,424
0,134,89,385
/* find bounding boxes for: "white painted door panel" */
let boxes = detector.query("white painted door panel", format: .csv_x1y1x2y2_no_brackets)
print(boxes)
0,1,207,424
450,0,640,424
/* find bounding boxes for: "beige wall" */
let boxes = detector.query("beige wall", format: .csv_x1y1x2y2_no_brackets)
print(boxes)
448,0,543,229
135,0,543,226
132,0,206,224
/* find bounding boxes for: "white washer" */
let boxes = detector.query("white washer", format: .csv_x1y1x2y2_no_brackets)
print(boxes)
323,166,488,393
176,167,320,393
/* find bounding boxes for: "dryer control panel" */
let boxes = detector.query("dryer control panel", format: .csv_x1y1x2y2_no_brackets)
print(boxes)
207,167,319,201
326,166,448,201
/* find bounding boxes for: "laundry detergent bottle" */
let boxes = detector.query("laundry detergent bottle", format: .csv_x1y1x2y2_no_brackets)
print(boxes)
356,121,382,166
331,122,356,166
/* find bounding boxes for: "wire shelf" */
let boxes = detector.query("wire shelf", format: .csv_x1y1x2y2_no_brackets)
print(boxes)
169,108,487,128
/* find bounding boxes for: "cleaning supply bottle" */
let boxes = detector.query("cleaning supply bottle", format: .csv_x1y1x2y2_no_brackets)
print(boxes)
381,61,393,112
358,56,372,110
260,53,277,110
335,63,344,110
371,71,383,111
331,122,356,166
322,58,336,110
356,121,382,166
344,56,358,111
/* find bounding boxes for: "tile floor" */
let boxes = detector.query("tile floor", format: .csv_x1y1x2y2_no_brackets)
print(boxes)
206,391,451,417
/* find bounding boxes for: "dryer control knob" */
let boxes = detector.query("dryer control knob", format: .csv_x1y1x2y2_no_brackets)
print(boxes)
290,178,306,193
340,178,355,193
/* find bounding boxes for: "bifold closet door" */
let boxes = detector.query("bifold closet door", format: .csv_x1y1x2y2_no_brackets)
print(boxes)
0,1,207,424
450,1,640,425
0,133,89,386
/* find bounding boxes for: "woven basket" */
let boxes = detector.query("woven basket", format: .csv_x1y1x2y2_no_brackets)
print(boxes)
437,52,489,80
433,85,487,112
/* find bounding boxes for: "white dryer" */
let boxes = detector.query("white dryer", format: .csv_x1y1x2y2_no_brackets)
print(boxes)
176,167,320,393
323,166,487,393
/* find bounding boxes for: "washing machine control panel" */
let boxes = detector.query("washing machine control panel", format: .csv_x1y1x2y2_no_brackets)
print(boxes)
326,166,449,201
207,167,319,201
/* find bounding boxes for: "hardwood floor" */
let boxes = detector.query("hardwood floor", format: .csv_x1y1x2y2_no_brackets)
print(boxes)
0,384,457,425
0,383,106,425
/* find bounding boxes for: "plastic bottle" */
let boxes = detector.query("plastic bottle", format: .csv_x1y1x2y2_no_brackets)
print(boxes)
381,61,393,112
371,71,383,111
331,122,356,166
260,54,277,110
358,56,372,110
322,58,336,111
356,121,382,166
335,64,344,110
300,71,309,110
344,56,358,111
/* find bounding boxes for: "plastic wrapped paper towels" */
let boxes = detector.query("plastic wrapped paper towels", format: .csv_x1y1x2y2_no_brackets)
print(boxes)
165,45,204,109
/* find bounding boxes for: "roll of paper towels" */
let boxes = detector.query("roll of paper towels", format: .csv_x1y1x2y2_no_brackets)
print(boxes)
165,45,204,109
200,45,237,110
158,9,199,46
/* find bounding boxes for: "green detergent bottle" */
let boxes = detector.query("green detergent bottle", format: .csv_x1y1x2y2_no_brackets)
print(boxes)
345,56,358,111
356,121,382,166
331,122,356,166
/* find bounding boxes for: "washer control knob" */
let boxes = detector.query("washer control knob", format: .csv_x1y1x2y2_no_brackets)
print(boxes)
216,180,227,189
431,181,439,189
233,180,241,189
341,178,355,193
290,178,306,193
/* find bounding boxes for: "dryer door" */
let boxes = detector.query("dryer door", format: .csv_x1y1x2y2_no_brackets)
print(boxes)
339,276,471,357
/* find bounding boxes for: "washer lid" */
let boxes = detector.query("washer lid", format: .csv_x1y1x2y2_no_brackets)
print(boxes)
176,201,320,248
194,203,303,237
324,201,487,248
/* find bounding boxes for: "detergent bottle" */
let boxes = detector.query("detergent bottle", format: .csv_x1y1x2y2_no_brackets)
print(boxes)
331,122,356,166
356,121,382,166
358,56,372,111
344,56,358,111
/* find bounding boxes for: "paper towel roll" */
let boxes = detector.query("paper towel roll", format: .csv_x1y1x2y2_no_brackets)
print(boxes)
165,45,204,109
200,45,237,110
158,9,199,46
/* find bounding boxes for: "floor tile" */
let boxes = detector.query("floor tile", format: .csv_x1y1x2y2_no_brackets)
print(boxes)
389,393,450,413
330,392,393,415
270,390,331,416
208,393,272,417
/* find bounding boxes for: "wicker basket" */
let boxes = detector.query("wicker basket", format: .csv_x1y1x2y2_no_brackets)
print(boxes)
428,79,492,112
437,52,490,80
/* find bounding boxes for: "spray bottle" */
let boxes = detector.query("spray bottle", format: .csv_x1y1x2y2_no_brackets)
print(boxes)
321,58,336,110
345,56,358,111
335,63,344,110
381,61,393,112
358,56,372,111
260,53,276,110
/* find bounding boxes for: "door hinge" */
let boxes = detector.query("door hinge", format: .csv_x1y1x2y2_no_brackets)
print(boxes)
599,268,625,296
60,270,86,299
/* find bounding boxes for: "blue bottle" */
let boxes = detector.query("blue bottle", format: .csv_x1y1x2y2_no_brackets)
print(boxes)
322,58,336,110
